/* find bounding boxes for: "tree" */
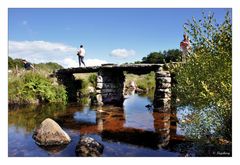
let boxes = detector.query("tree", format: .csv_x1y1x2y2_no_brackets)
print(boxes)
142,52,165,63
163,49,182,63
141,49,182,64
173,11,232,140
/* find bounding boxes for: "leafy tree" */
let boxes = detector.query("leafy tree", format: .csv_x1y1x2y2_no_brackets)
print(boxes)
163,49,182,63
134,61,142,64
142,52,165,63
173,11,232,140
141,49,182,64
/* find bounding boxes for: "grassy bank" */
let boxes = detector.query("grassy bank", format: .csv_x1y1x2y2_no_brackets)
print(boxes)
8,70,67,105
124,71,155,92
72,73,97,104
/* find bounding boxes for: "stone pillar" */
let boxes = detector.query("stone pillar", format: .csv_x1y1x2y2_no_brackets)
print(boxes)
153,67,171,111
96,68,125,106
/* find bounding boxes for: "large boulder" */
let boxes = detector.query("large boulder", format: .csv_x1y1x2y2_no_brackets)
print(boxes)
33,118,71,146
75,137,104,157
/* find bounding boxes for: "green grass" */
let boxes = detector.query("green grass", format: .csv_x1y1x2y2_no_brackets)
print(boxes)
124,72,155,91
8,71,67,105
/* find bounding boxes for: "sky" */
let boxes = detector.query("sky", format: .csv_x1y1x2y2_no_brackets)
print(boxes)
8,8,230,68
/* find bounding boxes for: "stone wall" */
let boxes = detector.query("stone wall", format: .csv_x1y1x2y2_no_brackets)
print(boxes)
153,67,171,111
96,69,125,106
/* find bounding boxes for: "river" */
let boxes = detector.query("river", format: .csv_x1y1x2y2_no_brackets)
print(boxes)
8,93,230,157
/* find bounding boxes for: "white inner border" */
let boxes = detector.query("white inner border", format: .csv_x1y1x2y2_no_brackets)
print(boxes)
1,0,239,164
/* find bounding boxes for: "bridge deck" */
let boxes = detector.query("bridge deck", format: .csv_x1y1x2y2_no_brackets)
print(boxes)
56,64,164,75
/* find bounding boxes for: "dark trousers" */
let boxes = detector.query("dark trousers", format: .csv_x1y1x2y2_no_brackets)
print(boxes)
78,56,85,67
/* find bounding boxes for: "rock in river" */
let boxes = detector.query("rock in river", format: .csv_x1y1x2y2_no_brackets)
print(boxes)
76,137,104,157
33,118,71,146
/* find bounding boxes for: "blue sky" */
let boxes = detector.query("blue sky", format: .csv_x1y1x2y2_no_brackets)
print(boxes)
8,8,230,67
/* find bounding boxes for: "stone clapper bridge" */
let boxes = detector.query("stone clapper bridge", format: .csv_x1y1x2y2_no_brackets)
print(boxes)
56,63,180,148
56,63,172,111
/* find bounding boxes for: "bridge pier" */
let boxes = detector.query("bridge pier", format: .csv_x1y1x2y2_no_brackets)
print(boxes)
153,67,171,111
96,68,125,106
56,73,82,102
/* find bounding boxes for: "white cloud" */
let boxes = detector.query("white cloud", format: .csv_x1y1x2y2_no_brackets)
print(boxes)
62,58,79,68
9,40,77,67
61,58,107,68
8,40,109,68
9,40,76,54
110,48,136,58
85,59,107,66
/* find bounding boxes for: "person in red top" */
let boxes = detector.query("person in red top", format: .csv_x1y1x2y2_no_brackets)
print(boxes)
180,34,191,62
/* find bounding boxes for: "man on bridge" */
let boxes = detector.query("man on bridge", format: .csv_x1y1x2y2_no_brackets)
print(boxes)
77,45,86,67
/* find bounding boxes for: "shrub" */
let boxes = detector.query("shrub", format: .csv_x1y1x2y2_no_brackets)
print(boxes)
8,71,67,104
173,11,232,140
88,74,97,88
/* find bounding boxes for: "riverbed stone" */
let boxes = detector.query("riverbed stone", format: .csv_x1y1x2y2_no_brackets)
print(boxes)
32,118,71,146
75,137,104,157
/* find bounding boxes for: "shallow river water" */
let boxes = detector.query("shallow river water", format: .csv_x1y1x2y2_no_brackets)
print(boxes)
8,93,229,157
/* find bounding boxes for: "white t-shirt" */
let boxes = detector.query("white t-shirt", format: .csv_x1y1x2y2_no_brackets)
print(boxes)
78,48,86,57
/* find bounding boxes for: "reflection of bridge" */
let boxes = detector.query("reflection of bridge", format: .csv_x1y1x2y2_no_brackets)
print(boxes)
56,64,172,109
56,105,181,149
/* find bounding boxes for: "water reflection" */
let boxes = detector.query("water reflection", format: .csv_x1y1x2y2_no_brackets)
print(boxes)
8,104,67,132
8,94,178,156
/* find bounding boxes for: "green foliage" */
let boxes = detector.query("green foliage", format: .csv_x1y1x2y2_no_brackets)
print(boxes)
8,56,64,73
134,61,142,64
71,73,96,104
9,72,67,104
141,49,182,64
136,72,155,91
8,57,24,69
9,104,67,132
173,11,232,140
125,72,155,91
88,74,97,88
163,49,182,63
142,52,165,63
35,62,63,72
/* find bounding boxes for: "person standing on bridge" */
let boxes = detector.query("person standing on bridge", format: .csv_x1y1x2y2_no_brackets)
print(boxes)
77,45,86,67
180,34,191,62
